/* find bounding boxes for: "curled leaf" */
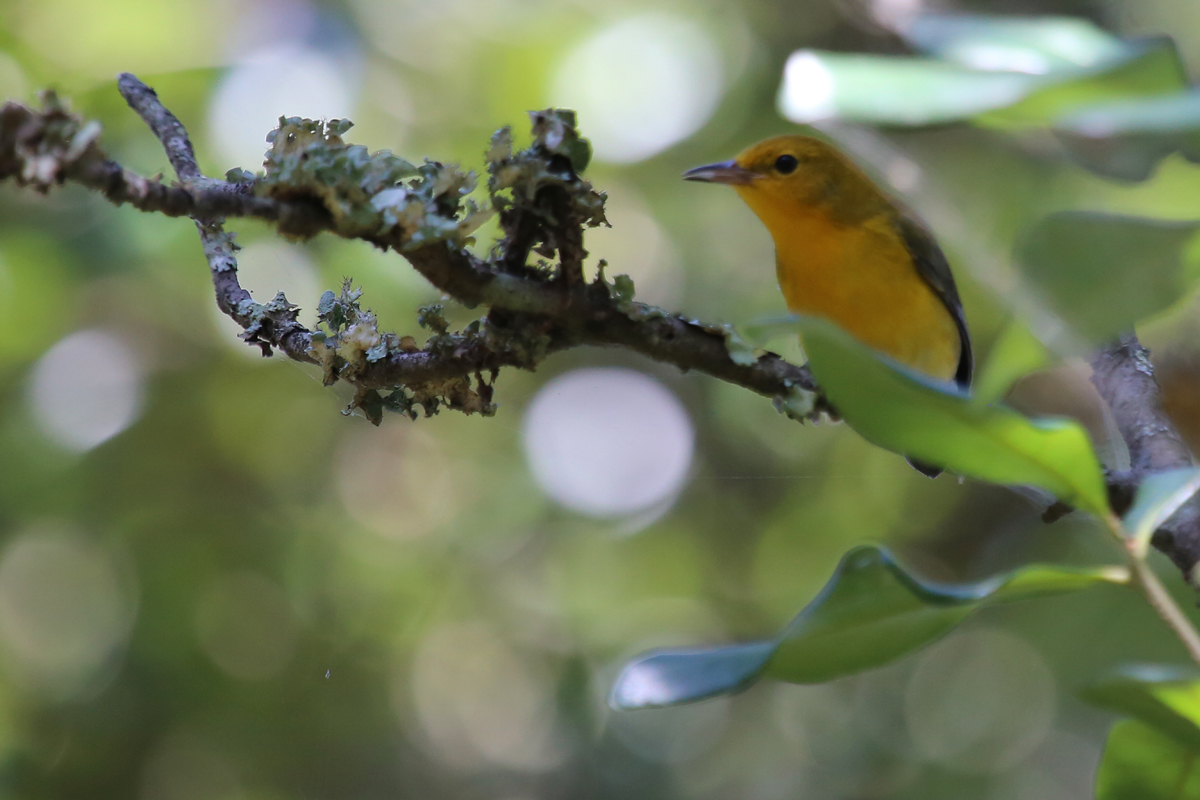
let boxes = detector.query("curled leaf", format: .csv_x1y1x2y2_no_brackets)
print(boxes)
611,545,1125,709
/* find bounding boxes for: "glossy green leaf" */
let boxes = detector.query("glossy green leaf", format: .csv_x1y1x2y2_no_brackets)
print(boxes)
778,50,1036,126
972,319,1054,405
787,14,1192,181
905,14,1125,72
610,545,1126,709
1124,469,1200,554
1017,212,1200,345
795,316,1109,514
608,641,776,710
979,39,1186,128
1055,90,1200,181
766,547,1122,683
1096,720,1200,799
777,37,1185,128
1083,666,1200,751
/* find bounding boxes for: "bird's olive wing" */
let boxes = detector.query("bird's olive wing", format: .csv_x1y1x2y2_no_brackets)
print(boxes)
894,213,973,388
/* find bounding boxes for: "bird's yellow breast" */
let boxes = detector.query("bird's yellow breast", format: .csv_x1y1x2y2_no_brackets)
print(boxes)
744,193,961,381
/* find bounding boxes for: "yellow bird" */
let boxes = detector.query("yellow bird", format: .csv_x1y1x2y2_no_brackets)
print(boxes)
684,134,972,475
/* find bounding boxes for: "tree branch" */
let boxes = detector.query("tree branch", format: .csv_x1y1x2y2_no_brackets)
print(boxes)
1092,334,1200,579
0,78,824,424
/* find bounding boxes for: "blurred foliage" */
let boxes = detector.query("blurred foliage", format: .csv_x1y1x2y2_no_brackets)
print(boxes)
5,1,1200,799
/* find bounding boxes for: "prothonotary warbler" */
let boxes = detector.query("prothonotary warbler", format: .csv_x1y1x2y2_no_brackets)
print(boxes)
684,134,972,476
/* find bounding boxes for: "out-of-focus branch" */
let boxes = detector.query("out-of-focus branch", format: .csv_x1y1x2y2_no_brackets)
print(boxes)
0,77,825,424
1092,335,1200,579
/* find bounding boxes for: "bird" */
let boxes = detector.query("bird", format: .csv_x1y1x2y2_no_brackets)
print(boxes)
683,134,972,477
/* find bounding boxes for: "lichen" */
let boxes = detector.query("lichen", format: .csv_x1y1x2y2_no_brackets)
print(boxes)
486,109,608,229
6,91,103,190
253,117,492,248
240,291,305,356
773,387,820,422
313,279,501,424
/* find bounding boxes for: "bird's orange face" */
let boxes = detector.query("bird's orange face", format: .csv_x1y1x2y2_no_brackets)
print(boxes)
683,134,847,213
684,134,888,231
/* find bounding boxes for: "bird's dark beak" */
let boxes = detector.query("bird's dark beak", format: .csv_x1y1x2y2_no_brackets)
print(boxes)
682,160,754,185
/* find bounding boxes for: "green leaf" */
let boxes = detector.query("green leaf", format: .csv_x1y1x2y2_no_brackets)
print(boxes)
1124,469,1200,554
795,316,1109,514
1083,666,1200,751
610,545,1126,709
1017,212,1200,345
778,51,1034,126
979,39,1187,128
905,14,1125,72
608,642,776,710
1096,720,1200,799
720,324,759,367
608,274,636,308
777,37,1185,128
972,319,1053,406
767,548,1120,683
1055,90,1200,181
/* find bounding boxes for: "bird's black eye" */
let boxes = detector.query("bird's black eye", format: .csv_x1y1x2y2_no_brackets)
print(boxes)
774,154,799,174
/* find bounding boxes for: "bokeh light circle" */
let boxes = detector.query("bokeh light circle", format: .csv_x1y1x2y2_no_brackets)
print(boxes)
905,629,1056,772
336,424,460,540
194,572,299,681
550,14,724,164
777,51,836,123
404,622,565,773
522,368,695,518
0,528,135,695
208,45,357,171
140,730,243,800
584,185,684,308
612,697,732,764
27,329,145,452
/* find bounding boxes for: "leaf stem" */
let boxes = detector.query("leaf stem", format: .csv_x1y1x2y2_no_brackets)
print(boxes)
1105,513,1200,668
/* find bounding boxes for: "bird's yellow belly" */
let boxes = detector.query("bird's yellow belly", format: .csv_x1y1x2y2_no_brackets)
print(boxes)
773,216,961,382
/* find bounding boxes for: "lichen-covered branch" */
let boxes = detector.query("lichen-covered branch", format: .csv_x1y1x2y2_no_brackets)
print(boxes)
1092,335,1200,579
0,76,824,425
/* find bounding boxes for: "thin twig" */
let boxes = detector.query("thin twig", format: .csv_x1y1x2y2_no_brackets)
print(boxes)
1096,512,1200,667
117,73,201,182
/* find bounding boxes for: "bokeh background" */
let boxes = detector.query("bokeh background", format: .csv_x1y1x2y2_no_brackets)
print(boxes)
3,0,1200,797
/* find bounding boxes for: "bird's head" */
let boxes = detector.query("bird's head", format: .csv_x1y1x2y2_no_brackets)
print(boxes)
684,134,881,224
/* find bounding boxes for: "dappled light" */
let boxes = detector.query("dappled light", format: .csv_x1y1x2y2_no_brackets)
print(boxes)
405,621,566,773
193,571,299,681
208,43,359,172
904,629,1057,771
522,368,695,520
0,528,135,697
27,329,145,452
551,14,725,164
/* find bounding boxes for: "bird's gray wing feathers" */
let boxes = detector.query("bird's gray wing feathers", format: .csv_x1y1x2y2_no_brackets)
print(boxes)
893,213,973,389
